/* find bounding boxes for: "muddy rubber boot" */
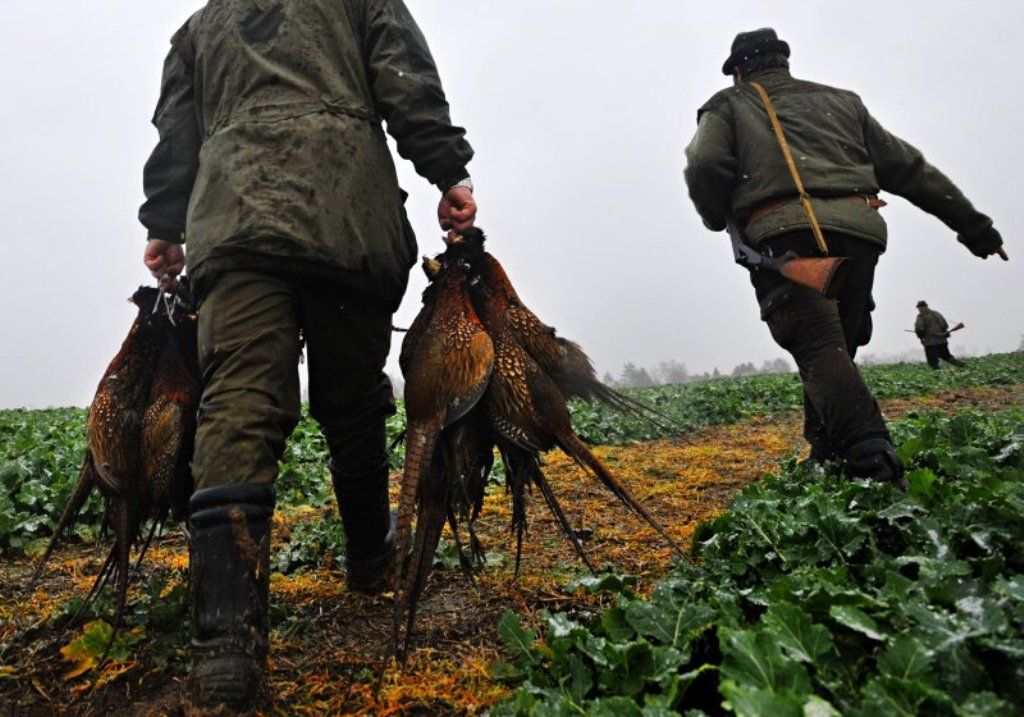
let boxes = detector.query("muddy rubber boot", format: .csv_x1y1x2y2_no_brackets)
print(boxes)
845,438,907,491
188,484,273,712
330,459,395,595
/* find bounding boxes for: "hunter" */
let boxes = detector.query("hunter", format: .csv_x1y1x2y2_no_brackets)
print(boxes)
138,1,476,710
915,301,966,369
684,28,1007,484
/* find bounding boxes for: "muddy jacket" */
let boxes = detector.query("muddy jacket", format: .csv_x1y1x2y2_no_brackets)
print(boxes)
139,0,474,309
684,69,1001,257
915,309,951,347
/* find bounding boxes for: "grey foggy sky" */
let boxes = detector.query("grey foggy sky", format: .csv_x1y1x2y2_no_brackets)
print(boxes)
0,0,1021,409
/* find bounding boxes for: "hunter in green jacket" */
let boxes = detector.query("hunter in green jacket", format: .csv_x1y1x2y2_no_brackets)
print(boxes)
138,1,477,710
684,28,1007,487
915,301,966,369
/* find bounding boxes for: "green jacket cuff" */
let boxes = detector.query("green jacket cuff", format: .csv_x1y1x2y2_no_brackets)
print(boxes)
147,229,186,243
436,170,470,193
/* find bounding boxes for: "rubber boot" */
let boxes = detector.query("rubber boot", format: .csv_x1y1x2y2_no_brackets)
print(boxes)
845,438,907,491
188,484,273,712
330,460,395,595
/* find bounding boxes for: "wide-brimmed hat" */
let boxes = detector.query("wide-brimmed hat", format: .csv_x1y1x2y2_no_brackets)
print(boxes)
722,27,790,75
916,300,929,308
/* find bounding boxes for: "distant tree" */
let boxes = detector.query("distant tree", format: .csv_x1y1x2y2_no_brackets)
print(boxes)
731,361,758,377
654,360,689,386
760,357,791,374
1018,335,1024,352
619,362,655,389
601,371,618,388
712,367,721,378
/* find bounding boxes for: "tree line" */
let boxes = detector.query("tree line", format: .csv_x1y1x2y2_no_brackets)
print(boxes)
603,357,792,389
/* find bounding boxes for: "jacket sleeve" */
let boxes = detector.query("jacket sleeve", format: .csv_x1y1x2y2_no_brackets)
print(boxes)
361,0,473,191
684,108,736,232
138,24,201,243
863,110,1002,258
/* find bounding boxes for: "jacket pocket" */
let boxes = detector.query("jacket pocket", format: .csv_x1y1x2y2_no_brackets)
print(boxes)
398,188,417,269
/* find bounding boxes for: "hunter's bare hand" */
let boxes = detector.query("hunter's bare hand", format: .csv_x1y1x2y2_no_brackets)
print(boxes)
438,187,477,232
144,240,185,280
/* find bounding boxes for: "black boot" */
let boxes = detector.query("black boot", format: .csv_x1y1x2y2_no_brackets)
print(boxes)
188,484,274,712
845,438,907,490
330,459,395,595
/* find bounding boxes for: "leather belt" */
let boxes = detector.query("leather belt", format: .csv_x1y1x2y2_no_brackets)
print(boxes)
746,193,887,227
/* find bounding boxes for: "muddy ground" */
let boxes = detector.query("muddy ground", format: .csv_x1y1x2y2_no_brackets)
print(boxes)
1,386,1020,716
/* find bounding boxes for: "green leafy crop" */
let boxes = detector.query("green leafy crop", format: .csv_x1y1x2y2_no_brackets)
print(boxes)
493,407,1024,716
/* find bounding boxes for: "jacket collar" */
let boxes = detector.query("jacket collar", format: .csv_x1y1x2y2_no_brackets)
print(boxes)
740,67,792,84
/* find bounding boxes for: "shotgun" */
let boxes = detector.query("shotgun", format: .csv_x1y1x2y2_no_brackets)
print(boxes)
905,322,965,335
727,222,851,299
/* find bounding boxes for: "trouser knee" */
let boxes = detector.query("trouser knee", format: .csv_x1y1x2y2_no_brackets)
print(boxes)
323,418,390,477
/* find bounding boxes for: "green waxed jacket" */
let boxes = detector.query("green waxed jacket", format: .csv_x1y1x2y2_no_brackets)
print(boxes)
139,0,474,309
684,69,1002,257
915,309,951,347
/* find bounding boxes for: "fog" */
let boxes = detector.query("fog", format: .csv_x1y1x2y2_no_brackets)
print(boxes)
0,0,1020,408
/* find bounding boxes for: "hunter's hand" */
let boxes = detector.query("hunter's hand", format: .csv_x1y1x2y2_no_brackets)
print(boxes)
959,226,1007,261
438,187,477,232
144,240,185,280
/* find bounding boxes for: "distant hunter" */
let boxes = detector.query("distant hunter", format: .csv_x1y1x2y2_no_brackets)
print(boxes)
915,301,966,370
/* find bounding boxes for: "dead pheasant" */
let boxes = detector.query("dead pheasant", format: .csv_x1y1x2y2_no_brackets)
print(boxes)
32,286,200,637
457,231,685,570
137,303,200,554
393,255,494,657
392,233,685,657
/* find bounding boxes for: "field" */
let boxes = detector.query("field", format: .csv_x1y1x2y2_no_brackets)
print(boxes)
0,353,1021,715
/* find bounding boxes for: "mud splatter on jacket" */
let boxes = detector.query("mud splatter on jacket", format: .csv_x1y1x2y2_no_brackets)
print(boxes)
139,0,473,309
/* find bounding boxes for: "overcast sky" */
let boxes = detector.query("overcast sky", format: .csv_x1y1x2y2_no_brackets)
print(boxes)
1,0,1021,409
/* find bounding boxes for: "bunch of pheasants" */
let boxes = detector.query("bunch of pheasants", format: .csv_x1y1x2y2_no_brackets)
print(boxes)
33,284,201,637
394,229,683,656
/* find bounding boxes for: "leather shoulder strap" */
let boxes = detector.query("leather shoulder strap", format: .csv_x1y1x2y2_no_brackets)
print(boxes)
749,81,829,256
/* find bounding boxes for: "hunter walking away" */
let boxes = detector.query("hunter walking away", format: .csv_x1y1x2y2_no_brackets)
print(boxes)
684,27,1005,482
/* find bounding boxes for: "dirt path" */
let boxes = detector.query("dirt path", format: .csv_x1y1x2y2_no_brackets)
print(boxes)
1,386,1020,715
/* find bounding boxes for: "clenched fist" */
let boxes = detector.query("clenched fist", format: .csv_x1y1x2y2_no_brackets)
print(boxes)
437,186,477,233
143,240,185,281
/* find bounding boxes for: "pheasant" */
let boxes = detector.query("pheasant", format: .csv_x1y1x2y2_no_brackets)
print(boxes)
33,286,200,638
393,234,686,656
137,302,200,553
393,254,495,657
455,230,685,568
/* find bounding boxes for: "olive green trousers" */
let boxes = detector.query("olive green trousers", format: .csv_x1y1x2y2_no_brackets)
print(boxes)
191,271,395,490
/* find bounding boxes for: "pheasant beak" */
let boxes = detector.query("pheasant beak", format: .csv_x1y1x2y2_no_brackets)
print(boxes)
421,255,442,279
443,230,465,247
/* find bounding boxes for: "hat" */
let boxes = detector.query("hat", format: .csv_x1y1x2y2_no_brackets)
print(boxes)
723,27,790,75
916,300,928,308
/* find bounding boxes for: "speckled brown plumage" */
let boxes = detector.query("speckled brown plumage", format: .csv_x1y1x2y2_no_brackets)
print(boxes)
33,286,200,642
484,253,680,430
460,231,685,573
393,254,494,658
394,230,685,658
